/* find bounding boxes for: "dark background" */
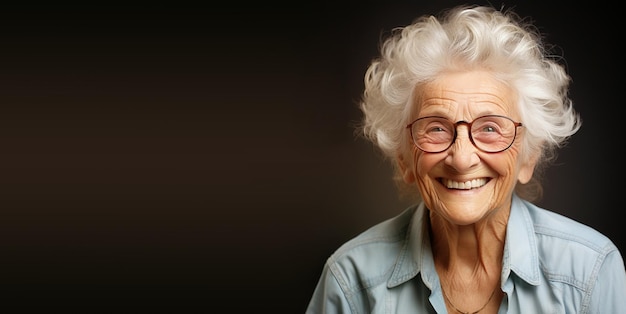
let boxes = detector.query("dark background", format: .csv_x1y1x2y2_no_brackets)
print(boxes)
0,1,621,312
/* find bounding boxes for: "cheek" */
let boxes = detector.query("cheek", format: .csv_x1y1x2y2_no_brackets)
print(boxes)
412,151,441,177
412,151,448,197
488,148,521,182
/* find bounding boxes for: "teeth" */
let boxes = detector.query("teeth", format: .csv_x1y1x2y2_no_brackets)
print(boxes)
442,178,487,189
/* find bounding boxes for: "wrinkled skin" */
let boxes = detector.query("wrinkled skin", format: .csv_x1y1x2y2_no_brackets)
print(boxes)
397,70,539,313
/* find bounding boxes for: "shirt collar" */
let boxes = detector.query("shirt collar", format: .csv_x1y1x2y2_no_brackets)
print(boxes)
386,194,542,288
504,194,541,285
387,202,428,288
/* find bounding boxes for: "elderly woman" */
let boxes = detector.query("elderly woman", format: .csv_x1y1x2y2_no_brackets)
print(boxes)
306,4,626,314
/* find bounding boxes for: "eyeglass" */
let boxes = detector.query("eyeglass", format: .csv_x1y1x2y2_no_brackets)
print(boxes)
406,115,523,153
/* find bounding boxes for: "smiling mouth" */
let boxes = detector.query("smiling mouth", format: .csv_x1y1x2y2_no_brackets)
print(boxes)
440,178,488,190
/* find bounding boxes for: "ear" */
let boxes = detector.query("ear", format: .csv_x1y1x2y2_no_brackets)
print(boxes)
517,151,540,184
397,153,416,184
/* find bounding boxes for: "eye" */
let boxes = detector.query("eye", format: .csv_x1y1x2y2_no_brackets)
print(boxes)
473,118,504,134
423,119,452,134
428,125,447,133
481,124,498,133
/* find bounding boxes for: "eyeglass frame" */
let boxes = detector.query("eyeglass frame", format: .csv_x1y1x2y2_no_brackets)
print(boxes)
405,114,523,153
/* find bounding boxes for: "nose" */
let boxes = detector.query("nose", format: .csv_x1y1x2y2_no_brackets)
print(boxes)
444,124,480,170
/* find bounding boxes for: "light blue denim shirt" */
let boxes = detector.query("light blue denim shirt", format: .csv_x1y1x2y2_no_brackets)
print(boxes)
306,194,626,313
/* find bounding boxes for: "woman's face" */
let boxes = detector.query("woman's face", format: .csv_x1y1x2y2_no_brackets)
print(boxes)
399,71,536,225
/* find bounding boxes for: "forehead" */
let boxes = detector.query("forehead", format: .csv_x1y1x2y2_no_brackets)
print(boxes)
416,71,517,115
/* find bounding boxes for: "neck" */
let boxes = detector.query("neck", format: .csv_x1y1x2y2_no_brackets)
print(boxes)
428,211,506,314
429,206,508,269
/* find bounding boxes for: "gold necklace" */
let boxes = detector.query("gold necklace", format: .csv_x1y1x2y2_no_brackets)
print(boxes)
441,285,497,314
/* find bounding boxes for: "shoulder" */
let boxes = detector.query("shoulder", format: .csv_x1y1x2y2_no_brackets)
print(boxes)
510,198,626,310
523,200,616,254
520,200,622,283
325,205,417,290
